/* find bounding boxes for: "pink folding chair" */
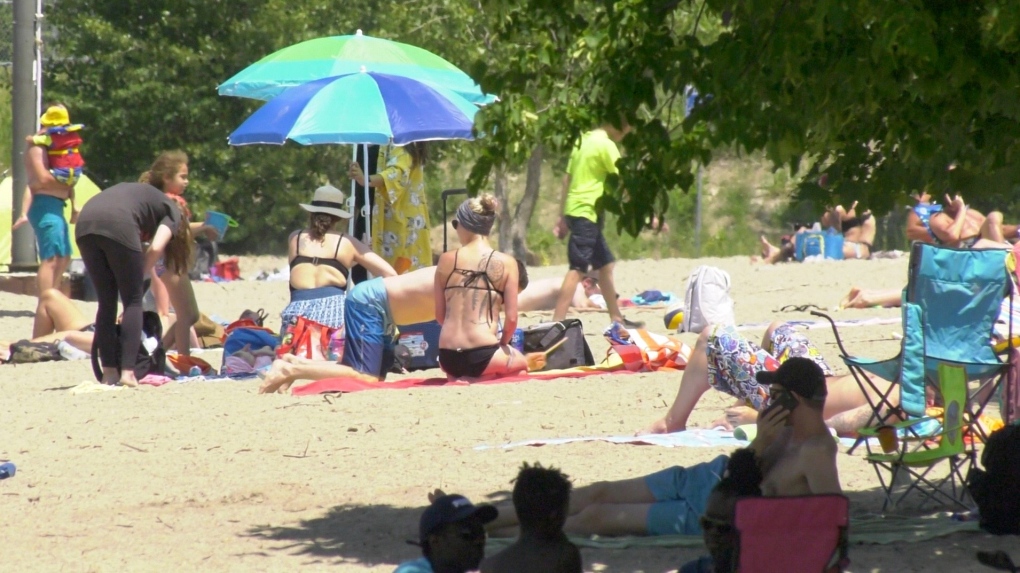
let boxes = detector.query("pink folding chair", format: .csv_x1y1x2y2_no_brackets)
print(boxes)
733,495,850,573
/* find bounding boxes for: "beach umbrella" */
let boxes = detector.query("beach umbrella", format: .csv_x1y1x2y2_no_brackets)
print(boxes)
218,30,495,105
229,70,479,244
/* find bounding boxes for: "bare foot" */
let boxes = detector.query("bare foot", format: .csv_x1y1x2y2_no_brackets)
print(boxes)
258,359,293,394
119,374,139,388
839,286,862,309
636,417,678,436
428,488,447,503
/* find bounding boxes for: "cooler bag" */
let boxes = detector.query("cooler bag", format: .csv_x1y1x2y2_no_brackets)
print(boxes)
522,319,595,371
396,320,442,371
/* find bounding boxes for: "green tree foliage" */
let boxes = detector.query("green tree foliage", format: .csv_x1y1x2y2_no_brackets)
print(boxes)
42,0,491,251
471,0,1020,234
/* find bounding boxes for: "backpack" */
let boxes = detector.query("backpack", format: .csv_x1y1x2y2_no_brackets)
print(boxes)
521,319,595,371
6,340,64,364
968,424,1020,535
91,311,166,380
680,266,735,334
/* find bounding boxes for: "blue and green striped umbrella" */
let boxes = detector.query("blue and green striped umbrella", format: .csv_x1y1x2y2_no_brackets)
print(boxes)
218,30,494,105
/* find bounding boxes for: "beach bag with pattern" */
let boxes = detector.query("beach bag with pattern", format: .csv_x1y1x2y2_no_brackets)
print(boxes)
276,316,340,361
681,266,735,334
7,340,63,364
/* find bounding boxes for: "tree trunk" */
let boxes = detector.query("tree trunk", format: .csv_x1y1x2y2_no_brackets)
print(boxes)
513,145,543,261
493,166,512,251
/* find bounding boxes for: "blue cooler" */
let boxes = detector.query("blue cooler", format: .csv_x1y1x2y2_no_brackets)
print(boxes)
396,320,442,371
795,229,844,261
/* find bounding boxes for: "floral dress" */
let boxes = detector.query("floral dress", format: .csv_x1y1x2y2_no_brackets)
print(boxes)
371,143,431,273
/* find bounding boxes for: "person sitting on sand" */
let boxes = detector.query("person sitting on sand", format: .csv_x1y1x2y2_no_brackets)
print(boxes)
518,276,603,313
820,201,877,260
441,359,840,538
435,195,531,380
259,261,547,393
755,202,876,264
641,322,893,436
395,494,497,573
679,448,763,573
907,191,1016,249
480,463,582,573
1,288,95,362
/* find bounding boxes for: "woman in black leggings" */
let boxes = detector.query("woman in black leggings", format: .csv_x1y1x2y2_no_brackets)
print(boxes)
75,182,189,386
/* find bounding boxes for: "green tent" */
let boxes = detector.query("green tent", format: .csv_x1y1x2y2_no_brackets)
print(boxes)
0,174,102,270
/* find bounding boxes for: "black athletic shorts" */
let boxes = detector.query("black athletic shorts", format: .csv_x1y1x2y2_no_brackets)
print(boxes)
566,215,615,272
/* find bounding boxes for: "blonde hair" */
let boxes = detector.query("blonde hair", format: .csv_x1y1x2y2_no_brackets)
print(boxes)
468,193,497,216
140,150,188,192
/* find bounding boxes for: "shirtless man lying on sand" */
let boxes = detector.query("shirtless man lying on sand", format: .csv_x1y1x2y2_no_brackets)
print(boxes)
641,321,892,436
259,265,545,393
437,358,840,538
518,276,603,313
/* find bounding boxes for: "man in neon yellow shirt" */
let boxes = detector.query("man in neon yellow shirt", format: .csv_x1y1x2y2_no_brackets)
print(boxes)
553,120,642,327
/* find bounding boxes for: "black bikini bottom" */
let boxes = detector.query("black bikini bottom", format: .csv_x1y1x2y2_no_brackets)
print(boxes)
438,344,500,379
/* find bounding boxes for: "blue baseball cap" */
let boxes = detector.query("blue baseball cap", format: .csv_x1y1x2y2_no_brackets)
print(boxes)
419,494,498,543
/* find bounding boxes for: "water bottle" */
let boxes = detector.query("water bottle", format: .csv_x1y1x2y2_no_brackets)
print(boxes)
510,328,525,353
0,462,15,479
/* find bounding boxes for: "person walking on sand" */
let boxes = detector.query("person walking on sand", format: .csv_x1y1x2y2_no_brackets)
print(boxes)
552,119,642,328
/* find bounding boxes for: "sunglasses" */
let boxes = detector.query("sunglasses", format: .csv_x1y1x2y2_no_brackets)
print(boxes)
700,515,734,535
452,220,459,230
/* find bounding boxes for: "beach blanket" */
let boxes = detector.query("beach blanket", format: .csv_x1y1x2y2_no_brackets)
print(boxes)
485,514,979,551
474,428,869,451
291,366,637,396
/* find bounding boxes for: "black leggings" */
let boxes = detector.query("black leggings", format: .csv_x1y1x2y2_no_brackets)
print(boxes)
77,234,146,375
438,344,500,379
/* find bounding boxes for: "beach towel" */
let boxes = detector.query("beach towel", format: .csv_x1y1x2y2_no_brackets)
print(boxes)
484,514,979,551
736,317,900,332
603,326,692,371
474,428,869,451
290,366,637,396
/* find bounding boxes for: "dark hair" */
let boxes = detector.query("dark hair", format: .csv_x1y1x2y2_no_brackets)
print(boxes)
516,259,529,291
309,212,339,241
407,141,428,169
714,448,764,498
512,462,572,530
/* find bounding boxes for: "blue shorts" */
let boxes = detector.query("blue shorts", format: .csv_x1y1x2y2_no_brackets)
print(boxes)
340,278,395,380
51,167,83,186
644,454,729,536
28,194,72,260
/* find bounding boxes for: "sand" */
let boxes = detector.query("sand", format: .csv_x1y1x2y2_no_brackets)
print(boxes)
1,255,1016,572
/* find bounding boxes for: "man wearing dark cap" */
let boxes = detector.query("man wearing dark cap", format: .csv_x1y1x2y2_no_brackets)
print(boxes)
395,494,498,573
752,357,841,496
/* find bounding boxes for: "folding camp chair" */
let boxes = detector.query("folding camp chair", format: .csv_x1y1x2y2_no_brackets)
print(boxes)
863,363,978,511
733,495,850,573
814,242,1013,452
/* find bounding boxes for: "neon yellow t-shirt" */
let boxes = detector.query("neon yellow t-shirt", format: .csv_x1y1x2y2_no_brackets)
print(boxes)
563,129,621,222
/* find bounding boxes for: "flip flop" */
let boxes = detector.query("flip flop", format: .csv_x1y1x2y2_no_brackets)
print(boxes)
778,304,824,312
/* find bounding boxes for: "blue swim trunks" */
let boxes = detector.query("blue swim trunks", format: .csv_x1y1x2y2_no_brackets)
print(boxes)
341,278,395,380
28,194,72,260
644,454,729,536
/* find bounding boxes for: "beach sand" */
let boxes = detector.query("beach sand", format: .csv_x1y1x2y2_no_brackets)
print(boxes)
1,255,1016,572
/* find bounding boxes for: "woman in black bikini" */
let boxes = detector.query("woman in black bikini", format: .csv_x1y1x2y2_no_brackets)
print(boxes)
282,185,396,331
435,195,531,380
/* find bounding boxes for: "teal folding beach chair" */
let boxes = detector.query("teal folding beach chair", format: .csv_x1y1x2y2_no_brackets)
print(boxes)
814,242,1013,452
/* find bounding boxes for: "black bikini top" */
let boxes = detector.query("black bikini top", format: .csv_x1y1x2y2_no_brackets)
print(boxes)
289,231,349,289
444,250,505,323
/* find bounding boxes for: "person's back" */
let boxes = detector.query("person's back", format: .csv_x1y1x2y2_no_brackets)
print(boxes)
438,241,510,349
288,229,355,291
385,267,438,325
481,463,582,573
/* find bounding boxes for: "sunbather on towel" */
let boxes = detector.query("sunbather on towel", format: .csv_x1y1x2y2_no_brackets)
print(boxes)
258,260,547,393
641,321,894,436
518,276,603,312
439,359,841,538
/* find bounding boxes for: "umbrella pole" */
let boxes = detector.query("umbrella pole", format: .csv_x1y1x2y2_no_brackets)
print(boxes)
349,145,357,238
363,142,371,246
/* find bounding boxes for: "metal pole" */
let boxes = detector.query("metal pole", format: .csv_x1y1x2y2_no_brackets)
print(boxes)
11,0,38,270
34,0,42,121
694,166,703,257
